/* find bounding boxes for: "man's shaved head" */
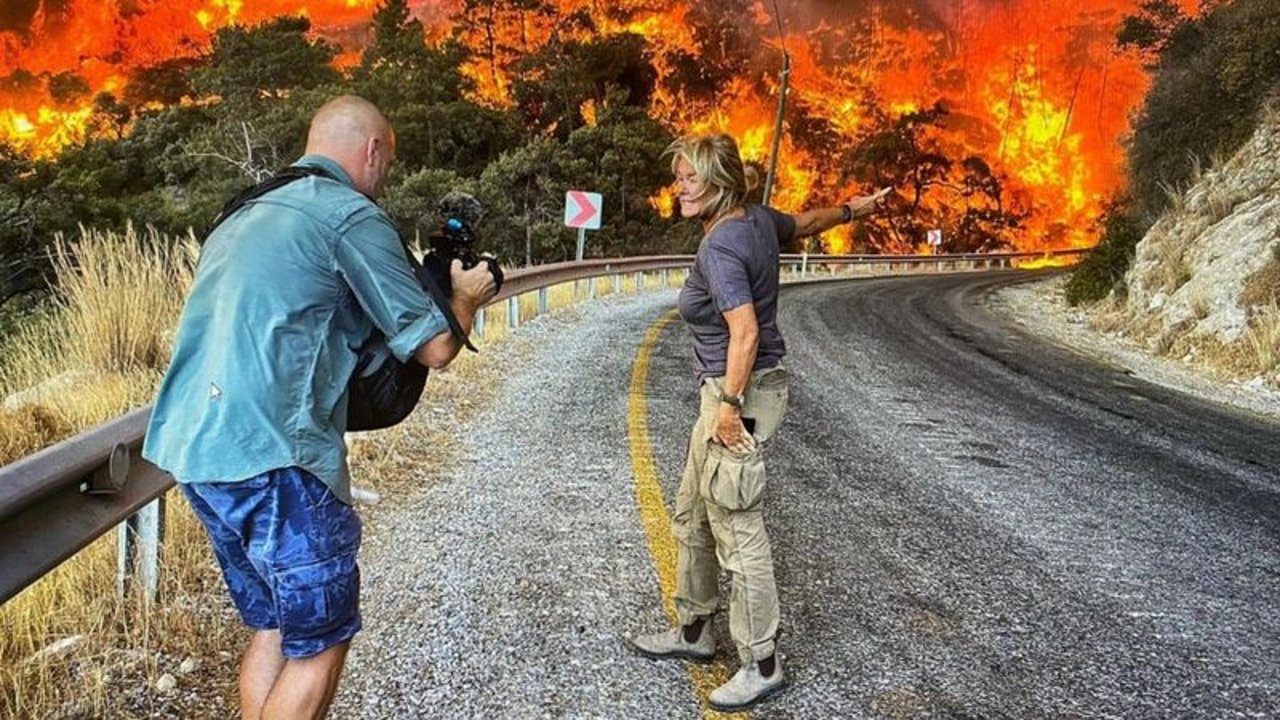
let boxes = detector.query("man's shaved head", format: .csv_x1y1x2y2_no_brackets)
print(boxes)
305,95,396,198
307,96,391,152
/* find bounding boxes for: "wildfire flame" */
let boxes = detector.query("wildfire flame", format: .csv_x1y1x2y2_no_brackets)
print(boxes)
0,1,377,155
0,0,1201,252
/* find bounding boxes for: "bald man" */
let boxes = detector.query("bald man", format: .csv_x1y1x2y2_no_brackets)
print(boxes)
144,96,495,719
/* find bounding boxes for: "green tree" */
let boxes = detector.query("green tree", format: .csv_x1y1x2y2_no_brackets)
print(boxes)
1127,0,1280,219
124,58,200,108
510,33,657,137
1117,0,1192,62
350,0,520,175
478,137,562,265
557,93,673,257
190,16,339,106
1065,203,1143,305
0,144,50,304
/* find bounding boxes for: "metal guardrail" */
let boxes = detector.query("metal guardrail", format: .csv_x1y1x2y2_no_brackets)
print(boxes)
0,249,1085,605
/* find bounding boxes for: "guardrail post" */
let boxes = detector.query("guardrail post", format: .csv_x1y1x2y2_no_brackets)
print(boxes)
613,274,622,294
634,271,644,291
537,287,549,316
801,252,808,277
587,277,596,299
507,296,519,329
473,307,486,340
660,269,669,287
117,495,166,605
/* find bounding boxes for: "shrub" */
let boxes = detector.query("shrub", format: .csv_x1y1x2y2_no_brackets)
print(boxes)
1065,208,1145,306
1128,0,1280,218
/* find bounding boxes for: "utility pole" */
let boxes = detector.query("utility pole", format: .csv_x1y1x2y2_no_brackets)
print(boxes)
762,49,790,208
762,0,791,208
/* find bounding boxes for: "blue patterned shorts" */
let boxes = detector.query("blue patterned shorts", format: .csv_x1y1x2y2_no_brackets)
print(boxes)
182,467,362,658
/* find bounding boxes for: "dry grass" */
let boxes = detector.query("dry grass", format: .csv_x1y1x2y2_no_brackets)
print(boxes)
1159,180,1189,215
1086,293,1129,335
1242,250,1280,308
1189,293,1211,320
1204,184,1245,226
0,225,194,431
1143,234,1191,293
0,404,73,466
0,245,687,718
1242,302,1280,376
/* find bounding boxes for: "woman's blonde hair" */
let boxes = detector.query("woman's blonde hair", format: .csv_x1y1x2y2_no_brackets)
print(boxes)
666,134,761,223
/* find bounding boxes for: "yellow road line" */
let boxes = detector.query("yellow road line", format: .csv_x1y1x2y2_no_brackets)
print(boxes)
627,309,745,719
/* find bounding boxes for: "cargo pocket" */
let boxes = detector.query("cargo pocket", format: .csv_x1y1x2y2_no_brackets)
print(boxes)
700,443,767,511
274,553,361,643
743,366,788,443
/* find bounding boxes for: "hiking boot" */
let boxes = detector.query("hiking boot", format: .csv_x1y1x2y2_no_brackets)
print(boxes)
708,657,786,712
627,623,715,663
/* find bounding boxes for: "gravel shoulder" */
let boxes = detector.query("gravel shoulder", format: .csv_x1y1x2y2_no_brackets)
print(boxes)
331,289,698,719
988,273,1280,421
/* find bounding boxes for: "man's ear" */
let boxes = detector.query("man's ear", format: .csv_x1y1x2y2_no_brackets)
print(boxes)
365,136,382,168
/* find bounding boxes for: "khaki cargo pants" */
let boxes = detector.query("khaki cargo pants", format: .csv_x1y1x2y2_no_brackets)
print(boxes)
673,364,789,664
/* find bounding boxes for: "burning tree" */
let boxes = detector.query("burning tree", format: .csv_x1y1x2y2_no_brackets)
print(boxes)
842,102,1024,254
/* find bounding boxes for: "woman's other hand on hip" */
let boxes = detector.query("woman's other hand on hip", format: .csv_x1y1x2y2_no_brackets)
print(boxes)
713,404,757,455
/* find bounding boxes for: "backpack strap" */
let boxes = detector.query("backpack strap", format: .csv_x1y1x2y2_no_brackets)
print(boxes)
201,165,341,244
413,261,479,353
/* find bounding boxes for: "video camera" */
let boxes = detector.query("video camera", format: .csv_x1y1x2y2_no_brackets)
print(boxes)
419,191,504,298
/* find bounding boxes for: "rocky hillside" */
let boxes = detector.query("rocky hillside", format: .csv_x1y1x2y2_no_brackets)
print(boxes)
1094,106,1280,388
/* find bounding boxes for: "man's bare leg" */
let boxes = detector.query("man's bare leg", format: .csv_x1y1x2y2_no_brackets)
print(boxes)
241,630,286,719
260,641,351,720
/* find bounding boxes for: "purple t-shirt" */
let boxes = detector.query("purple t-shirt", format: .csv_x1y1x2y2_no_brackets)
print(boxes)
678,204,794,381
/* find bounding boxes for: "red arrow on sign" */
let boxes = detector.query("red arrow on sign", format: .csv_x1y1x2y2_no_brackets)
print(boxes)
568,190,598,227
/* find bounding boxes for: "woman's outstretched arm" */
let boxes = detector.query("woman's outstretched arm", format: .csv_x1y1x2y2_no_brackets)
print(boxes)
791,186,892,238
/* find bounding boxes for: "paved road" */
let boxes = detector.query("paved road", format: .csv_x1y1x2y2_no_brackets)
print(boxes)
336,272,1280,719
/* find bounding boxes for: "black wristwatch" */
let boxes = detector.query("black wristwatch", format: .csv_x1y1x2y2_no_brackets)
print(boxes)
840,204,853,223
719,391,745,408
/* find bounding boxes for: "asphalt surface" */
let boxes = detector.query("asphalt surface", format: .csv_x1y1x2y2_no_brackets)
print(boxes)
336,271,1280,719
708,271,1280,719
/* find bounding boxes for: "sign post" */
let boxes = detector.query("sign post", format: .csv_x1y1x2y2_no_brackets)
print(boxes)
565,190,603,261
926,229,943,254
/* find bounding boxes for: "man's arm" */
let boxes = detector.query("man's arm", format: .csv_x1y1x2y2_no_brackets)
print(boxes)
791,187,892,238
413,259,496,369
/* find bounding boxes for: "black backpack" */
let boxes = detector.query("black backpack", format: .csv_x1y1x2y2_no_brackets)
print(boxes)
203,165,466,432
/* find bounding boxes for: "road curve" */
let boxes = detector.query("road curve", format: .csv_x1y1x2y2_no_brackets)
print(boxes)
705,271,1280,719
333,272,1280,719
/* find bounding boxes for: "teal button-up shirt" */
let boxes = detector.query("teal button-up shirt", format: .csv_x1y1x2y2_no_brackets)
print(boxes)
143,155,447,503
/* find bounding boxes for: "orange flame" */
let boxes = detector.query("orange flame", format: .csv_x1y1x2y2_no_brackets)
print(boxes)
0,1,378,155
0,0,1203,252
